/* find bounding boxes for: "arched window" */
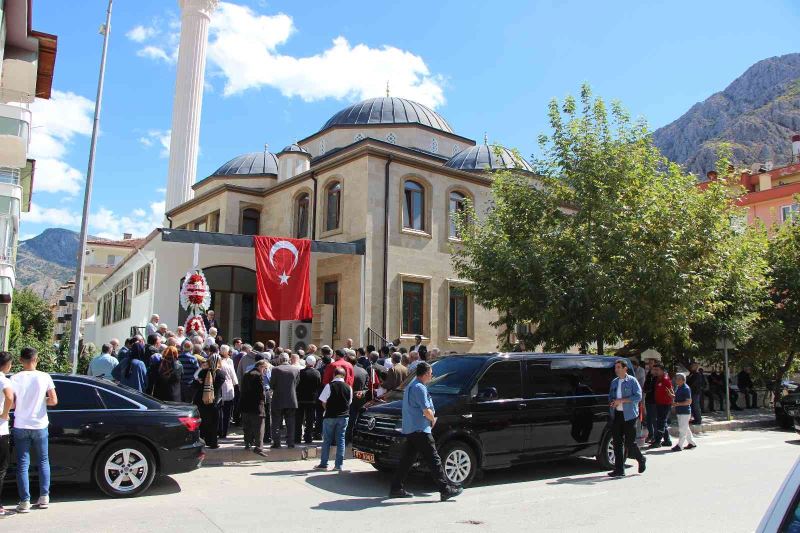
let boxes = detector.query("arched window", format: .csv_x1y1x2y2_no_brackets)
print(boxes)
449,191,467,239
241,208,260,236
295,193,310,238
403,180,425,231
325,181,341,232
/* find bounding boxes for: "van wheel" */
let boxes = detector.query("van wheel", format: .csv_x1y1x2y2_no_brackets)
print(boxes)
596,431,617,470
94,439,157,498
440,441,478,487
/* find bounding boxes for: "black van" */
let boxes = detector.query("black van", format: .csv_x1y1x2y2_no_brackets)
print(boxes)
352,353,627,486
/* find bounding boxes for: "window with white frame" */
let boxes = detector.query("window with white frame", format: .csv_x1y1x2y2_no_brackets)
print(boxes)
135,264,151,295
781,203,799,223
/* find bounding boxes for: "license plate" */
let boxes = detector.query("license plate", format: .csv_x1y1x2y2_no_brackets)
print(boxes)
353,449,375,463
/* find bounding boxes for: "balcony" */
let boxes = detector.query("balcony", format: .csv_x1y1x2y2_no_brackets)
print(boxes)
0,167,21,186
0,101,31,168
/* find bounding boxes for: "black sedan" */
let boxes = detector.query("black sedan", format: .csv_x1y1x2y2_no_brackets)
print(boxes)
6,374,204,497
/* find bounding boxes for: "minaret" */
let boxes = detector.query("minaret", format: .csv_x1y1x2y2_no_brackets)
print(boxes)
165,0,219,212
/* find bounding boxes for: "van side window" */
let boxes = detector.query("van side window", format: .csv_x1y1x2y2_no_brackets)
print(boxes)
477,361,522,400
527,362,576,397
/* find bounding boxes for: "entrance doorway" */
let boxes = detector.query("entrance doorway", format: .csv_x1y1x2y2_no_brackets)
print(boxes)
178,266,279,345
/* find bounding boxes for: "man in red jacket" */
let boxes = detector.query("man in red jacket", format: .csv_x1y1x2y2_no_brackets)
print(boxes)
322,348,354,387
649,363,674,448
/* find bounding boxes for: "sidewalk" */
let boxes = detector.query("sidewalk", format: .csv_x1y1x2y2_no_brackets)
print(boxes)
204,408,778,465
665,407,775,438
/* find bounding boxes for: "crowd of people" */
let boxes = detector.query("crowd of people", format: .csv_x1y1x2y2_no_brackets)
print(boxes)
86,315,442,456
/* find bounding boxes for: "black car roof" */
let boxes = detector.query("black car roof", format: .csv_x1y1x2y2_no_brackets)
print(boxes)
444,353,626,361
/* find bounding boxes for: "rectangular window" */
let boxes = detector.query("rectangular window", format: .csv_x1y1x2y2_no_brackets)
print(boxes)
449,286,469,338
135,264,151,295
781,204,799,223
402,281,424,335
101,293,113,327
208,211,220,233
106,255,120,266
323,281,339,335
111,275,133,323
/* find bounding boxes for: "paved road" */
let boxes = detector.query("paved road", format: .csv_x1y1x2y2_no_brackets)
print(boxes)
2,428,797,532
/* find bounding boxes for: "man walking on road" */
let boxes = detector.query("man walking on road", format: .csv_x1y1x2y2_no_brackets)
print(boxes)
11,347,58,513
389,362,463,502
607,359,646,477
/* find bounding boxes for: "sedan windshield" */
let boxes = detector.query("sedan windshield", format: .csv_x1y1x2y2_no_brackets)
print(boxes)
395,356,487,395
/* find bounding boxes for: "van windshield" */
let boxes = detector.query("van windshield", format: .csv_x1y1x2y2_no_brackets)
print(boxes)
396,356,487,395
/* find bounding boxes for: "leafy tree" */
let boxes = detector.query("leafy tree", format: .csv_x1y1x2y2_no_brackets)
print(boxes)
453,84,766,358
740,216,800,391
11,288,54,343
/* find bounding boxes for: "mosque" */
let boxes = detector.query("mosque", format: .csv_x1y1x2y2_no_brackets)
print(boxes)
82,0,534,352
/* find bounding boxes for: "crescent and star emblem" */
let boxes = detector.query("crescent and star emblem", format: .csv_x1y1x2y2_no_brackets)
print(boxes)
268,240,300,285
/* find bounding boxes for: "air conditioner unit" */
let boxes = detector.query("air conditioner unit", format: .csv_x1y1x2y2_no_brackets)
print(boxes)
280,320,312,352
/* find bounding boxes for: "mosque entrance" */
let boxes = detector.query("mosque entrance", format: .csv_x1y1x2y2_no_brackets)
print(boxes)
178,265,279,345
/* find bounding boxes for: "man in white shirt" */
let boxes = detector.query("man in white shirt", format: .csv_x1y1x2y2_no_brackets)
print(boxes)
11,347,58,513
0,351,13,517
145,314,160,338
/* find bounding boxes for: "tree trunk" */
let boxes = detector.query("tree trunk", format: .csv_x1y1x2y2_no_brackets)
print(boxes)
771,351,796,397
597,338,604,355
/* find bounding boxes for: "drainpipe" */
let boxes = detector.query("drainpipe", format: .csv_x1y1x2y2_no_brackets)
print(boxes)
165,214,173,229
311,172,318,240
382,156,392,338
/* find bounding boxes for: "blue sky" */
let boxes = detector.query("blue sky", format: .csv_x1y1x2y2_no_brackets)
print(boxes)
21,0,800,240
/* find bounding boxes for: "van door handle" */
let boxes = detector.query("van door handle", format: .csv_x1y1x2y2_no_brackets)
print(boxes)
462,414,472,419
518,403,527,409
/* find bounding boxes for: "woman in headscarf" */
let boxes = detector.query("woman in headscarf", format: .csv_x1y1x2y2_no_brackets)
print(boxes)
149,346,183,402
193,352,226,449
111,342,147,392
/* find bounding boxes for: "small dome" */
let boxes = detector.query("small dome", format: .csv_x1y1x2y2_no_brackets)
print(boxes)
211,152,278,176
444,144,533,172
320,97,453,134
277,143,311,156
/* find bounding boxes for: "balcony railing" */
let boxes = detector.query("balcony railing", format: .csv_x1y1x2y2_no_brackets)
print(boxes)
0,167,20,185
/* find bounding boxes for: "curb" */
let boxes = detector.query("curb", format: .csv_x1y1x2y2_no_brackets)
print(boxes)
667,417,775,438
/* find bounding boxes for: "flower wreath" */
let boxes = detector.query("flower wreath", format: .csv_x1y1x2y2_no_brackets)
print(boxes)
180,270,211,312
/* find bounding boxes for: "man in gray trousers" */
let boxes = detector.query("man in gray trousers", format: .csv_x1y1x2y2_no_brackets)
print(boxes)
269,353,301,448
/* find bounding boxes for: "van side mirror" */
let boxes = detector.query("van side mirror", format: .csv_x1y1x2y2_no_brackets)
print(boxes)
477,387,498,401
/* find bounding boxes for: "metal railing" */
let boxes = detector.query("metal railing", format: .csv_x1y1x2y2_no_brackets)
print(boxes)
366,327,389,349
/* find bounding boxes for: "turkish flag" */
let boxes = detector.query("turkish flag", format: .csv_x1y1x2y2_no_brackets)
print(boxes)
254,236,313,321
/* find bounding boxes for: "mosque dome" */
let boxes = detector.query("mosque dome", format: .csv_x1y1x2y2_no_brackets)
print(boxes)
320,97,453,134
444,142,533,172
277,143,311,156
211,151,279,176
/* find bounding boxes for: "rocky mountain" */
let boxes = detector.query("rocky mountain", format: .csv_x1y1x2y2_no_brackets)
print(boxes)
653,53,800,177
16,228,79,300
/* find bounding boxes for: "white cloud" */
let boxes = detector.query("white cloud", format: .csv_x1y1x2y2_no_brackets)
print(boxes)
130,2,446,108
126,25,157,43
22,203,81,227
88,201,163,240
138,45,175,63
29,90,94,195
139,129,171,157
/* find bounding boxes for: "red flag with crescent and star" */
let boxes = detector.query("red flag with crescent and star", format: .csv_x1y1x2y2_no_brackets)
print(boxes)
254,236,312,321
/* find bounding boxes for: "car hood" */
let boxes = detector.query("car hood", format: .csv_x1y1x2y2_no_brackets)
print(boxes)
364,393,464,417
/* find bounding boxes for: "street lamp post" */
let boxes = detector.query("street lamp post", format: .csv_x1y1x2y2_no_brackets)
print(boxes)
69,0,113,373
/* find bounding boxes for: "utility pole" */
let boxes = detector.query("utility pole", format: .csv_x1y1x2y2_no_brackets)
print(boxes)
69,0,113,373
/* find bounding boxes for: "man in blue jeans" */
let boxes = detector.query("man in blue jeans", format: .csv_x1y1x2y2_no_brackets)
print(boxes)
10,347,58,513
314,366,352,471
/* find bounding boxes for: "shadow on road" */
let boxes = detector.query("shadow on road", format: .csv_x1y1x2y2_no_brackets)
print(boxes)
1,475,182,503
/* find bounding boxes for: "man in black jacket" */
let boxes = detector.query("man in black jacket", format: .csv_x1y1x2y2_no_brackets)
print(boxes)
240,360,268,457
295,355,321,444
738,367,757,408
347,353,369,443
314,366,352,471
686,363,706,424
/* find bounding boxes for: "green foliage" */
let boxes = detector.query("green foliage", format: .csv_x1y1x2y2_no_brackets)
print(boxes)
7,313,21,348
8,332,69,374
11,288,54,343
453,84,770,362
